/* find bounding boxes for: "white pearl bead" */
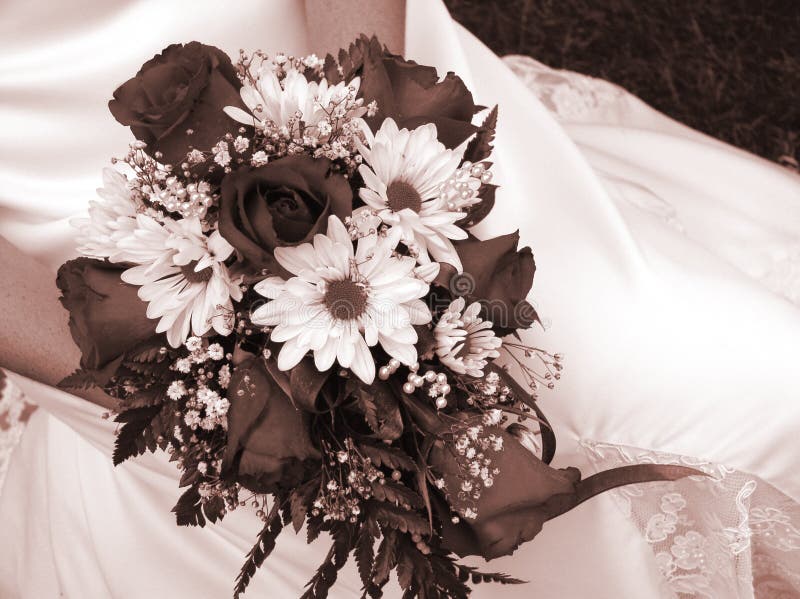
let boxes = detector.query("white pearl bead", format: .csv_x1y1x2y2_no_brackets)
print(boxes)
402,382,416,394
435,397,448,409
378,366,391,380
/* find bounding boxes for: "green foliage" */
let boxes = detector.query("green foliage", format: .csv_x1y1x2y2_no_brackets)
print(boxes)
368,502,429,537
112,404,165,465
371,529,398,589
455,564,526,585
462,104,497,163
358,443,416,472
350,380,404,441
58,368,98,390
371,481,424,510
289,478,319,533
300,524,353,599
354,525,376,590
234,503,285,599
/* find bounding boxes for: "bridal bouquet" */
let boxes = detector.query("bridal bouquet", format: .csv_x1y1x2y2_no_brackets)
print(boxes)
58,37,698,598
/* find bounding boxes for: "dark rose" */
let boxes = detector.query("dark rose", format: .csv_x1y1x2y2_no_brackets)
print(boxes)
430,425,578,560
333,36,480,148
431,424,703,560
222,358,320,492
57,258,158,380
438,231,538,333
109,42,243,166
218,156,352,275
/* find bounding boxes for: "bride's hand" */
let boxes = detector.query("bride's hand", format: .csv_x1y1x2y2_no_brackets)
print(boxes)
0,235,117,410
304,0,405,55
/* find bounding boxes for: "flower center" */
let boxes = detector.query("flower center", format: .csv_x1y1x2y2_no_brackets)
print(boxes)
324,279,369,321
386,180,422,213
455,332,478,358
180,261,213,284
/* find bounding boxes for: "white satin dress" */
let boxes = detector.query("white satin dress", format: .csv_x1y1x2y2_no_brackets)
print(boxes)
1,1,799,597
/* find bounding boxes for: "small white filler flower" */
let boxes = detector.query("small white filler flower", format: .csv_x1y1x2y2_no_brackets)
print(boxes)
435,297,501,377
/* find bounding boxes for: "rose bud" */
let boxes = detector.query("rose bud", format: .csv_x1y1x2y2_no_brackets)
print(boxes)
430,425,576,559
218,156,352,275
109,42,244,166
431,425,701,560
222,358,321,492
57,258,158,381
337,36,480,149
444,231,538,334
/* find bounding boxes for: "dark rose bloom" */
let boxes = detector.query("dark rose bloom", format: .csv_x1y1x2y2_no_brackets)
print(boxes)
443,231,538,333
57,258,158,380
222,358,320,491
218,156,352,275
336,36,480,148
430,423,701,560
430,426,579,559
109,42,243,166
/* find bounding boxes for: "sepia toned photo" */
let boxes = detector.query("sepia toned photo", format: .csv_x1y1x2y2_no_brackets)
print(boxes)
1,1,798,597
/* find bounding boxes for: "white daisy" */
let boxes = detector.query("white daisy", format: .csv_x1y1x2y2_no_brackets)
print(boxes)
119,216,243,348
251,215,436,384
435,297,502,377
356,118,483,271
73,168,139,261
224,65,364,141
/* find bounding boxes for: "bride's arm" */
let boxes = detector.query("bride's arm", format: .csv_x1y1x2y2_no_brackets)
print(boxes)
304,0,405,55
0,235,117,410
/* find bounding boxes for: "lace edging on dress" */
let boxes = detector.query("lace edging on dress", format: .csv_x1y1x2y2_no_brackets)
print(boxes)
581,439,800,598
0,370,36,489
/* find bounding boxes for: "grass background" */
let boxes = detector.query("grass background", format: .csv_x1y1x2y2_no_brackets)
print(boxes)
444,0,799,170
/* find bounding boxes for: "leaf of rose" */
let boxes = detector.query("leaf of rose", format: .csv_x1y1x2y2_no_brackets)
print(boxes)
368,502,429,536
457,183,496,229
437,232,537,332
358,443,416,471
382,61,477,122
370,480,424,509
413,324,436,361
463,105,499,164
289,357,330,412
223,358,320,478
289,478,318,533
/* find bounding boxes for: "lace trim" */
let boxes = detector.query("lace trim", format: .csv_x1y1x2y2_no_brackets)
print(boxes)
760,242,800,306
0,371,36,488
502,55,625,122
581,439,800,598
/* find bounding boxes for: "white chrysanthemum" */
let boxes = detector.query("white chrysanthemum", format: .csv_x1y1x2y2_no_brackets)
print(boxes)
73,168,139,260
251,215,436,384
224,66,363,140
119,216,243,348
435,297,501,377
357,118,481,271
